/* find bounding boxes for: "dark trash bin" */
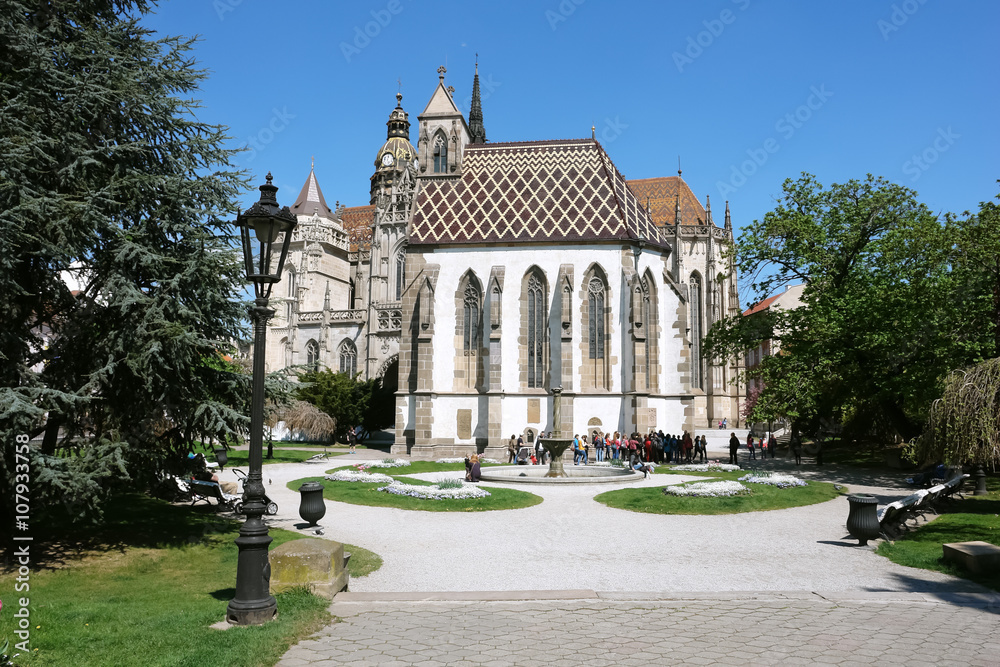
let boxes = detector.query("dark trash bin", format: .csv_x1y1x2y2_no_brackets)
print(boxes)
298,482,327,526
846,494,880,546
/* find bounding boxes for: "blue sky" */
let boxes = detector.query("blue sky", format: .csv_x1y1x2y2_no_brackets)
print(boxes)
146,0,998,253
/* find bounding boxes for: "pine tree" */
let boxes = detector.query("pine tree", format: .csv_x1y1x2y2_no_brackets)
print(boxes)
1,0,252,522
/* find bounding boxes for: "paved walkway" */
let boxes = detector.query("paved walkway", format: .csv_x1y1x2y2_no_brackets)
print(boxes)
278,591,1000,666
212,454,999,664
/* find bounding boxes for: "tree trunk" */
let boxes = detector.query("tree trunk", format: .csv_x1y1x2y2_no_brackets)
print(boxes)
41,416,61,455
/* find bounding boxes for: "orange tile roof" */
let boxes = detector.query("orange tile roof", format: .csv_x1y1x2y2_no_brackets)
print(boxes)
743,293,781,316
626,176,708,226
341,205,374,252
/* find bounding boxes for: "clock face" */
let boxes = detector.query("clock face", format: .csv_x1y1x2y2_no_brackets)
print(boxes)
381,153,394,167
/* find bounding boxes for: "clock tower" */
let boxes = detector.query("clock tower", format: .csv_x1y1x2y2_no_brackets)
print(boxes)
364,93,418,378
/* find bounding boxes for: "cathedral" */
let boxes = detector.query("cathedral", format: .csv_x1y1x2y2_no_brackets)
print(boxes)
266,64,743,459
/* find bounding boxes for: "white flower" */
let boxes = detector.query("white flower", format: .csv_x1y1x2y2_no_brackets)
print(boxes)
738,472,807,488
360,458,411,468
663,480,749,497
670,463,741,472
377,481,492,500
435,458,466,463
325,470,395,484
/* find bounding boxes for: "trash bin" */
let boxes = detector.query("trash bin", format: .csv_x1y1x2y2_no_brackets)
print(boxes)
214,447,228,470
846,494,880,546
298,482,327,526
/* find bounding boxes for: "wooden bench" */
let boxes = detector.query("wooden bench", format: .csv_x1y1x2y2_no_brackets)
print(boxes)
877,473,969,539
187,479,239,511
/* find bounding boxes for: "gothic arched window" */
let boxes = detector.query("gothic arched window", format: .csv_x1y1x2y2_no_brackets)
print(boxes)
586,274,609,390
463,284,480,355
285,269,297,320
394,248,406,301
305,339,319,372
433,134,448,173
527,274,546,388
339,339,357,377
588,277,606,361
690,273,703,390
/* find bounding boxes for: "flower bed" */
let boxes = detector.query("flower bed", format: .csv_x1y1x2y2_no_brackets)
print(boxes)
739,472,807,488
326,470,395,484
663,480,749,497
377,481,491,500
670,463,741,472
359,458,411,469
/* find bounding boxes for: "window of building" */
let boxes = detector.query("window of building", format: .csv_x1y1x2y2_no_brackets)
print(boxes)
433,134,448,173
305,339,319,372
588,277,605,360
285,269,297,320
394,249,406,301
527,274,546,388
339,339,357,377
691,273,703,389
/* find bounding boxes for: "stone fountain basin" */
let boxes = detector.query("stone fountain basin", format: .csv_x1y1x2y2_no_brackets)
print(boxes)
479,465,644,484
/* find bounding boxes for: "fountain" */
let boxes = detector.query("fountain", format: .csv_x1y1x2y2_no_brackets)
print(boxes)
478,387,642,485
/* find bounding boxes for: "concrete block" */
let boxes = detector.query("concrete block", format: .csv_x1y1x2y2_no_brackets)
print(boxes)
270,538,349,599
943,541,1000,575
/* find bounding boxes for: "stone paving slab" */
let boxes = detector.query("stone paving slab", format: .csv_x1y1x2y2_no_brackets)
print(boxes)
279,592,1000,666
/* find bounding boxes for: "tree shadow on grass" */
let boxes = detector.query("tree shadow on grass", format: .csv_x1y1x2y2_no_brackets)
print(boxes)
9,494,242,571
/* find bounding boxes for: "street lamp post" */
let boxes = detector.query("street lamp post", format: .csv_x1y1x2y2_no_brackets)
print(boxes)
227,173,297,625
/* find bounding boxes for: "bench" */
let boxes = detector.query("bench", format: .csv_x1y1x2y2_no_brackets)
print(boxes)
187,479,239,511
877,473,969,539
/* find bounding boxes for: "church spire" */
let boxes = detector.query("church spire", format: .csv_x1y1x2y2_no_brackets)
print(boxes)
468,56,487,144
724,200,732,232
674,193,682,227
704,195,712,226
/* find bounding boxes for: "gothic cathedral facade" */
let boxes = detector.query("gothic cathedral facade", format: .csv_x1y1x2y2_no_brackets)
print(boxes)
266,65,743,459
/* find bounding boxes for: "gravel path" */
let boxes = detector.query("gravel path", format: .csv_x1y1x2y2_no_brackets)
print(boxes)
217,454,984,595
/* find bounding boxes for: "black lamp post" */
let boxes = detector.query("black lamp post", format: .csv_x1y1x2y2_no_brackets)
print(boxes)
227,173,297,625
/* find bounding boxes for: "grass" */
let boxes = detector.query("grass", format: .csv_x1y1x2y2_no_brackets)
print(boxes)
211,449,345,468
597,469,844,515
289,474,543,512
0,495,381,667
877,476,1000,592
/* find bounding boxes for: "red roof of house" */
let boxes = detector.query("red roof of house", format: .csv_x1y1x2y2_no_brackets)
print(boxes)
743,293,782,316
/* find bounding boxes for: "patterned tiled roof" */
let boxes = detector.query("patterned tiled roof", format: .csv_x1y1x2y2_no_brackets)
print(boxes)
626,177,707,226
410,139,667,248
341,205,374,252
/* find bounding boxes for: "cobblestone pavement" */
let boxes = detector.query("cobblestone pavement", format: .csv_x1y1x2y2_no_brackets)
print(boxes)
278,591,1000,666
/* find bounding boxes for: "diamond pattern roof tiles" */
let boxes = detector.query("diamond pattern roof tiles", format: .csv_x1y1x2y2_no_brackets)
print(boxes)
626,176,707,226
410,139,668,248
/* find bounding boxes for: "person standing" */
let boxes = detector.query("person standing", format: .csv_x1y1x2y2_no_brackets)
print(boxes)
747,434,757,460
347,427,357,454
729,432,740,465
507,435,517,464
595,432,604,462
791,433,803,466
769,432,778,459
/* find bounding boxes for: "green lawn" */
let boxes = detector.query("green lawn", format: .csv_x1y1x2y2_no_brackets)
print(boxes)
0,496,380,667
212,449,345,468
289,474,542,512
877,478,1000,592
596,472,844,515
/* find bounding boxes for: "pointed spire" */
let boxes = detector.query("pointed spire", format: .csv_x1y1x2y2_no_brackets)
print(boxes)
724,200,732,231
674,193,682,228
323,282,331,311
290,162,333,217
704,195,712,226
591,125,596,140
468,56,487,144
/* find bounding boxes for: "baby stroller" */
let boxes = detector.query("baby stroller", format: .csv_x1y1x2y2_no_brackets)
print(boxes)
515,446,531,465
232,468,278,516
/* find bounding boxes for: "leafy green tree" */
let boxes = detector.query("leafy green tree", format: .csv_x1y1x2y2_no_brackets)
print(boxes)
705,174,997,441
294,370,395,444
0,0,251,522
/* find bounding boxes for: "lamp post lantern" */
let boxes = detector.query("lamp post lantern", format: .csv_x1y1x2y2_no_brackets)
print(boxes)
227,173,297,625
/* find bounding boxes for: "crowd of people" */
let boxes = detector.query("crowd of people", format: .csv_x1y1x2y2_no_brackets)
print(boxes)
504,430,715,468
